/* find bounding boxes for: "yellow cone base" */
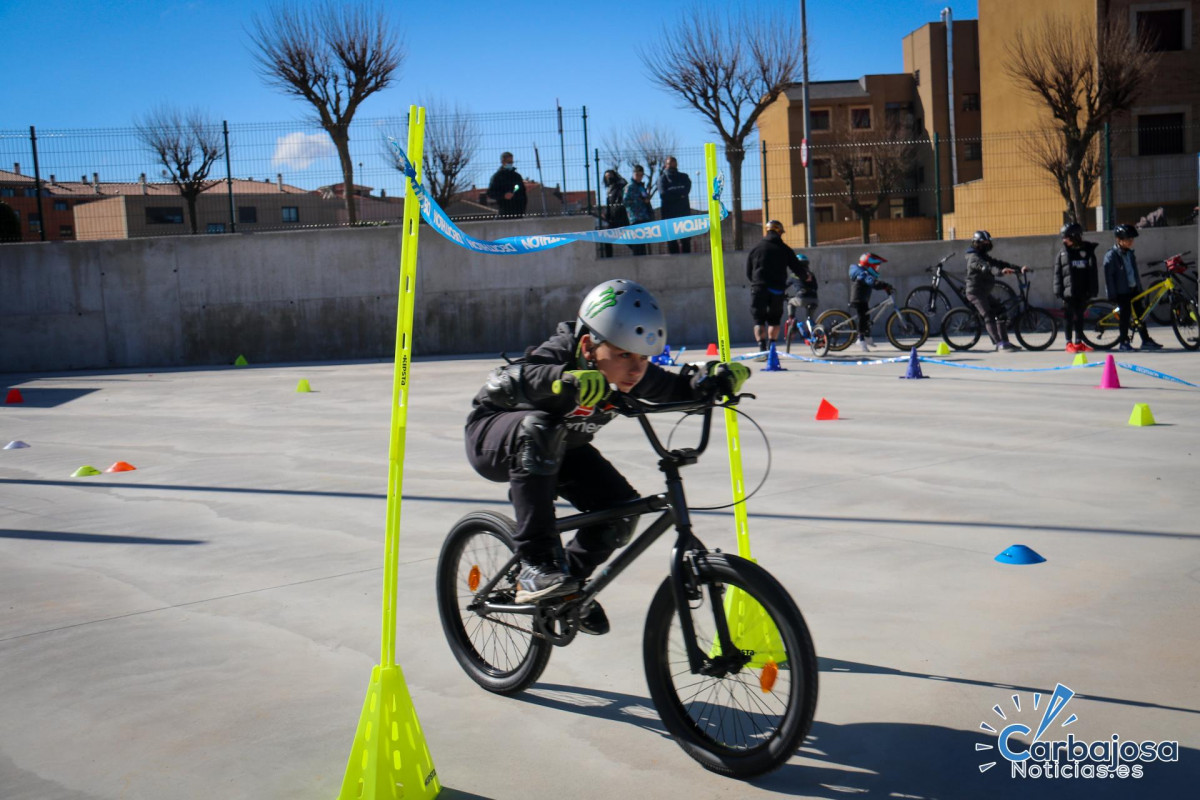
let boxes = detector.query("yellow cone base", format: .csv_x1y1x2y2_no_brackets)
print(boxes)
1128,403,1156,427
708,584,787,668
296,379,312,393
1072,352,1088,365
337,665,440,800
234,355,249,366
935,342,951,356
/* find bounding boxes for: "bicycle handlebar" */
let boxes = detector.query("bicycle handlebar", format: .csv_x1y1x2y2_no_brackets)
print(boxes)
608,390,755,463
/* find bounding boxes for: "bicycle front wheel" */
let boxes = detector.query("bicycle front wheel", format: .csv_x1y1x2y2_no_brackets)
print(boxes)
941,307,982,350
905,287,952,334
808,327,828,357
436,511,552,695
1172,298,1200,350
643,554,818,779
1080,300,1119,350
1013,307,1057,350
816,309,855,351
886,308,929,350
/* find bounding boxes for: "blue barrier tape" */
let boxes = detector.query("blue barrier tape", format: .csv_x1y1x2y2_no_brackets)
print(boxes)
1115,361,1199,388
765,351,907,366
387,138,729,254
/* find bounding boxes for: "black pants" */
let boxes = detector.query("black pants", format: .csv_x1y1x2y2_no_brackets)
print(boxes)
967,292,1008,344
850,301,870,336
465,411,637,578
1062,296,1089,343
667,237,692,254
1114,292,1152,345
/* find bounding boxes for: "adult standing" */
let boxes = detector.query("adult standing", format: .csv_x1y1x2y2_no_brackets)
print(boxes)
658,156,693,254
623,164,652,256
1102,224,1162,351
1052,222,1099,353
487,151,527,218
746,220,812,359
600,169,630,258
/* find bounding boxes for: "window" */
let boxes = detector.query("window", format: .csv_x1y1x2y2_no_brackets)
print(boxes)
913,69,920,87
238,206,258,224
53,200,68,211
29,213,41,232
964,141,983,161
1138,9,1186,51
858,156,874,178
282,206,299,223
810,109,830,131
814,206,835,223
889,198,906,219
146,206,184,224
1138,113,1185,155
59,225,74,238
23,188,39,198
0,188,13,198
810,158,832,179
850,107,872,130
207,223,227,234
962,93,980,111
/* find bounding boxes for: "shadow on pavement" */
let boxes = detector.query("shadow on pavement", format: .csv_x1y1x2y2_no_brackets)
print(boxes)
0,387,99,408
0,528,205,545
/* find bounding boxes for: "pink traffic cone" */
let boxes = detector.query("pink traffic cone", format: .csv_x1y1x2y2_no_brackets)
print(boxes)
1096,354,1120,390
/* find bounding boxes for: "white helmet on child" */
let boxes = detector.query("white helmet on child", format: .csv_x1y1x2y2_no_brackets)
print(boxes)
576,279,667,356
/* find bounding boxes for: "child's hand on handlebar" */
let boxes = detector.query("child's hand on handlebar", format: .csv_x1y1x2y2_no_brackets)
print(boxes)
701,361,750,401
553,369,610,407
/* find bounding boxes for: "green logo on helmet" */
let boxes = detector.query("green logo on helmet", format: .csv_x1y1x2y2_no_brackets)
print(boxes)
585,287,618,318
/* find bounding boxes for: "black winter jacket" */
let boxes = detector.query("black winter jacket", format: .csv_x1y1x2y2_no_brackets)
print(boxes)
467,322,705,449
657,168,692,218
965,249,1018,297
745,232,810,291
1053,242,1099,301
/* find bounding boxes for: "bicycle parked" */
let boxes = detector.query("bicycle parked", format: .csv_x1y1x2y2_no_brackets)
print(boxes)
813,291,929,357
782,278,828,355
437,390,818,778
1081,259,1200,351
939,269,1057,351
905,251,1018,334
1148,252,1196,325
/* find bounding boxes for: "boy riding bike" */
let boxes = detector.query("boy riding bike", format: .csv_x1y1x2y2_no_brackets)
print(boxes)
463,279,749,633
848,253,893,352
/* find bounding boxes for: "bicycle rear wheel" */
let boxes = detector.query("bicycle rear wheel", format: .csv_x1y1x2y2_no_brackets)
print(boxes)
941,307,982,350
436,511,552,695
904,287,952,334
1013,307,1057,351
643,553,817,779
816,309,855,352
885,308,929,350
1080,300,1119,350
1171,299,1200,350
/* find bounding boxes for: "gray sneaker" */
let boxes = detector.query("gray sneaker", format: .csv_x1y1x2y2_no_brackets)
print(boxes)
515,561,579,603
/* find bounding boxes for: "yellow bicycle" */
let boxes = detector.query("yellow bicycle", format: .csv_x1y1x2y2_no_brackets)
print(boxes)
1081,262,1200,351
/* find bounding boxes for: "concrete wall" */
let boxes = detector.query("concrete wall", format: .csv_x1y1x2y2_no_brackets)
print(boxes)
1,218,1196,373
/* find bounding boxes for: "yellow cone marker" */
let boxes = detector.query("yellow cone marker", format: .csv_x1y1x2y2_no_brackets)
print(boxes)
1128,403,1156,426
296,378,311,393
72,465,101,477
336,106,439,800
1073,352,1088,366
234,354,248,366
935,341,951,356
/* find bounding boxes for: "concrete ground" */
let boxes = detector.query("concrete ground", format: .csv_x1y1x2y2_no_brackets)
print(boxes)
1,342,1198,800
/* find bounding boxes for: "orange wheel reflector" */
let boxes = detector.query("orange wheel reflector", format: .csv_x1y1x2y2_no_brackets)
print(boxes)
467,565,481,592
760,660,779,693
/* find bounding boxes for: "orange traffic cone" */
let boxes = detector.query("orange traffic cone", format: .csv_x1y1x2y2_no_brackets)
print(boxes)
815,398,839,421
706,343,719,356
105,461,137,473
4,388,23,404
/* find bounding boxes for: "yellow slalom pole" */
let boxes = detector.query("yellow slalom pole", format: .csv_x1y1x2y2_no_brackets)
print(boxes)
337,105,440,800
704,144,784,668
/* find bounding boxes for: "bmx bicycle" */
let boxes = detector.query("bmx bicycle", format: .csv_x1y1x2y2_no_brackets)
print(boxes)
939,269,1058,351
436,390,818,778
812,291,930,357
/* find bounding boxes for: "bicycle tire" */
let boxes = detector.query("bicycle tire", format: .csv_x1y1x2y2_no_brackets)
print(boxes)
941,307,982,350
808,327,828,357
904,287,952,334
816,309,855,352
642,553,817,779
1171,298,1200,350
1080,300,1120,350
885,307,929,350
436,511,552,695
783,318,796,354
1013,307,1057,351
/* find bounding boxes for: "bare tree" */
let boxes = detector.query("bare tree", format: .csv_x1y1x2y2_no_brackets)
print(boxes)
248,1,404,224
135,106,224,235
827,121,917,244
601,121,678,199
385,99,479,208
640,6,799,249
1004,13,1157,225
1023,128,1103,224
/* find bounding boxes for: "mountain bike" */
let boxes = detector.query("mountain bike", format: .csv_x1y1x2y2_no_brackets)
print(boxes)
905,252,1018,334
1148,253,1195,325
436,391,818,778
1080,261,1200,351
939,269,1058,351
812,291,929,357
782,279,828,355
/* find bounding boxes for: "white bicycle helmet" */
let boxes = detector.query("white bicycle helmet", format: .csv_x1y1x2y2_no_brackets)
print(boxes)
576,279,667,356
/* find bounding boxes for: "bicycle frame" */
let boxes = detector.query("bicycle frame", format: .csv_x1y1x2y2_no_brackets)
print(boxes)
1096,276,1175,329
827,293,898,336
467,397,745,676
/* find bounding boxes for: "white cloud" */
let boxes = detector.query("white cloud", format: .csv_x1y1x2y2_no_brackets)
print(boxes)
271,132,336,170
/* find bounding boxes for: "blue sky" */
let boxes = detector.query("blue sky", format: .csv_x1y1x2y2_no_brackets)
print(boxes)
2,0,977,194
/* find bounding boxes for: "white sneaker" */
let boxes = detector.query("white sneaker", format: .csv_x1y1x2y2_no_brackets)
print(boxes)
864,336,875,347
858,340,871,352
